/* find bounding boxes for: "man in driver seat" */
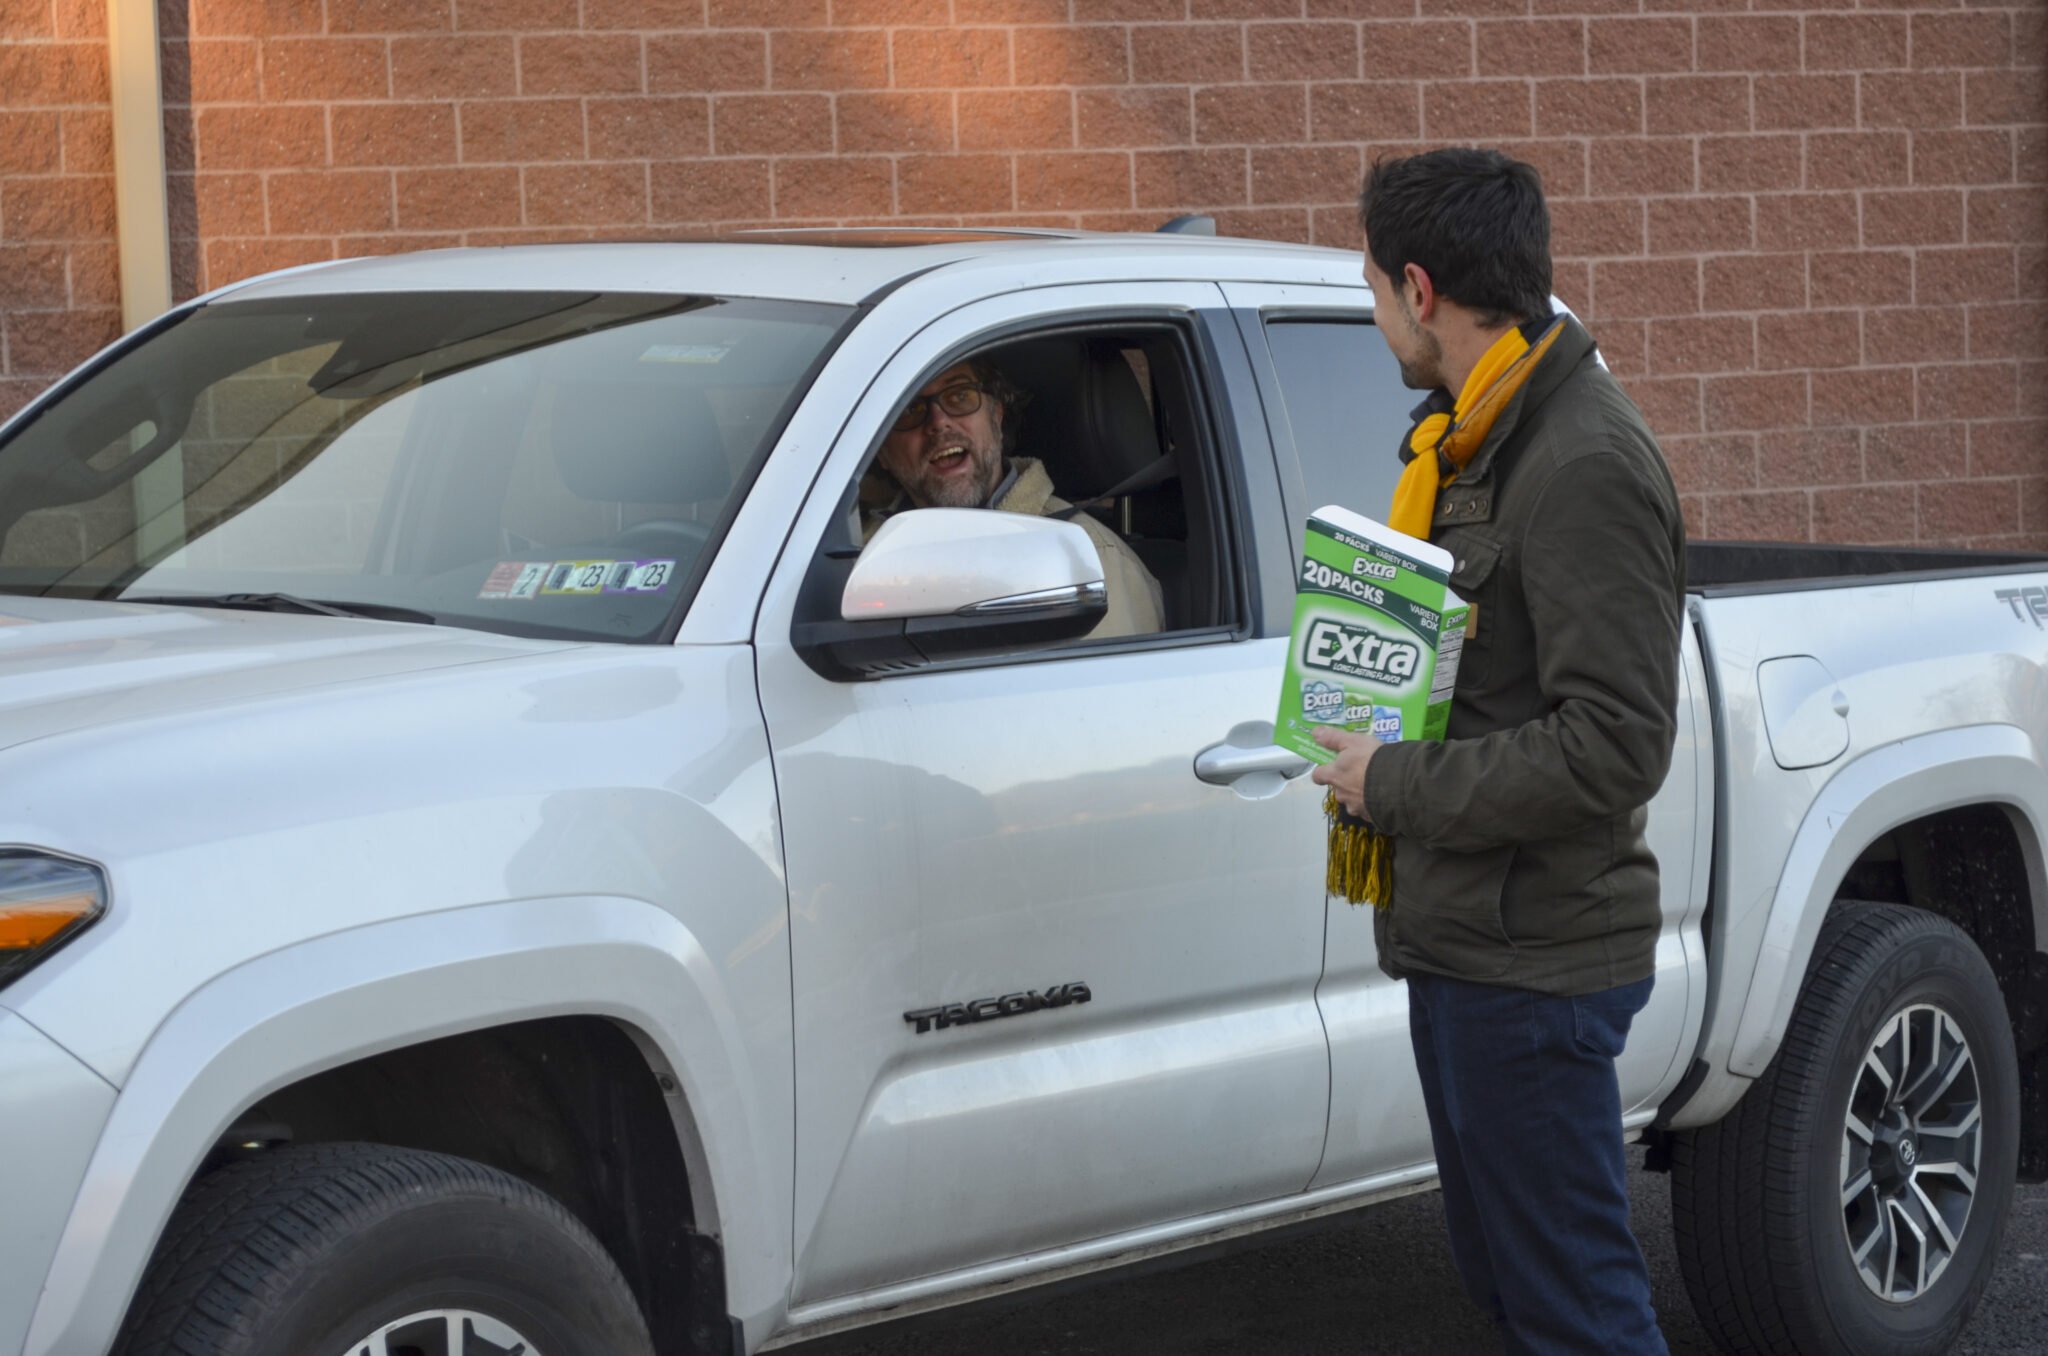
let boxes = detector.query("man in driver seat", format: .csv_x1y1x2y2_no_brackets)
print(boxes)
866,358,1165,641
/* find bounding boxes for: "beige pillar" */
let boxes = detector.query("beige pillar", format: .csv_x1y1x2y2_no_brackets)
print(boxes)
105,0,172,333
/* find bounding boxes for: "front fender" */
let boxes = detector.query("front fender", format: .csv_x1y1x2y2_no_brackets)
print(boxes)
1667,724,2048,1129
23,894,788,1356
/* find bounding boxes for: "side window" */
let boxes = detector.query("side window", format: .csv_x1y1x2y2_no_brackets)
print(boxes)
1263,320,1414,518
811,321,1244,662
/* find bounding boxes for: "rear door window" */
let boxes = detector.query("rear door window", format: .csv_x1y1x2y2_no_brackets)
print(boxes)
1261,320,1415,519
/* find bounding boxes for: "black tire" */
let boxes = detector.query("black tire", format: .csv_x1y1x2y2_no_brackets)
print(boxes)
1671,902,2019,1356
113,1141,655,1356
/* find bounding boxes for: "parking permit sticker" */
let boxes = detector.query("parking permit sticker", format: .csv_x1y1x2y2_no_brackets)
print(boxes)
478,562,550,600
543,561,614,595
603,560,678,594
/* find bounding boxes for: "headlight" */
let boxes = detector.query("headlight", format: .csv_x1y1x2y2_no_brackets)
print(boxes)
0,851,107,991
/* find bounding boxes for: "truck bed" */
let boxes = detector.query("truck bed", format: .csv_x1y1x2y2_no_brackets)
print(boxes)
1688,541,2048,595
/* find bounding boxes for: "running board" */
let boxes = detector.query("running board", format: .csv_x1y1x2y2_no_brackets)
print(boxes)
763,1109,1654,1349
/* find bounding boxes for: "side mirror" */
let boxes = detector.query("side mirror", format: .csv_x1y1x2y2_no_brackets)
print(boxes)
794,509,1107,678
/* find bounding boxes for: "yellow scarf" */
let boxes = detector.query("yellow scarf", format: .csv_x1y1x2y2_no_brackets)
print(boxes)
1328,316,1567,907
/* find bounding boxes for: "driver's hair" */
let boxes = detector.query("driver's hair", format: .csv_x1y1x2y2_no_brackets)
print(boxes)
956,356,1028,455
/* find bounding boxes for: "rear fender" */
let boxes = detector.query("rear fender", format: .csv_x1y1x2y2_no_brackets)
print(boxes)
1668,725,2048,1128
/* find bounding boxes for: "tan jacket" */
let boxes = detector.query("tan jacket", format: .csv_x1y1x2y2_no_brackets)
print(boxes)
863,457,1165,642
993,458,1164,641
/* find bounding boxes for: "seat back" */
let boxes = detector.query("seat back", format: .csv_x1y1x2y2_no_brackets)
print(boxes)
984,337,1187,625
549,379,730,507
987,338,1160,500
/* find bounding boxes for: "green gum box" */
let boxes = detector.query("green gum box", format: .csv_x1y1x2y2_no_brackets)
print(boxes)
1274,504,1470,765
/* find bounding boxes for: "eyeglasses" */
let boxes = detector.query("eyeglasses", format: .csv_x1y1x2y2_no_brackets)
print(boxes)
891,382,987,432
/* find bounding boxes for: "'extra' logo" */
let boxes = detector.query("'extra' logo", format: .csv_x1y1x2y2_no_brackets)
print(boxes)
1302,681,1345,718
1352,557,1399,581
904,982,1093,1035
1301,618,1421,685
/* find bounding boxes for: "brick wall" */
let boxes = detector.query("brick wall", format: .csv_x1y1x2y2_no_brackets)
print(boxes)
0,0,117,425
3,0,2045,545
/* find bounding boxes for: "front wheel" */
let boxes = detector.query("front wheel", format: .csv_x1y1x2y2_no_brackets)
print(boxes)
113,1141,655,1356
1671,903,2019,1355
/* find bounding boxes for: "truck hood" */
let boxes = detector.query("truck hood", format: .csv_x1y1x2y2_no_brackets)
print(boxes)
0,595,581,754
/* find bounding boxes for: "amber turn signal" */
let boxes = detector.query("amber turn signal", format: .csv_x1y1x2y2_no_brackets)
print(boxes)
0,854,107,990
0,895,99,948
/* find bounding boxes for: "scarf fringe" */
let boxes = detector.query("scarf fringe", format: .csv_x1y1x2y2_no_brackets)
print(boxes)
1325,791,1393,909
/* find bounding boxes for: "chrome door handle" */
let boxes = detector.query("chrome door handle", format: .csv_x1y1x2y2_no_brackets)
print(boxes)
1194,741,1312,786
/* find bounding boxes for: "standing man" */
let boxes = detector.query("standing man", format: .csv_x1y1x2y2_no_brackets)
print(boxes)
1311,148,1685,1354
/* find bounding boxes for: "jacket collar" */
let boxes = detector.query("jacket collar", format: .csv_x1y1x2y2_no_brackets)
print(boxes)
1448,314,1596,487
994,457,1054,514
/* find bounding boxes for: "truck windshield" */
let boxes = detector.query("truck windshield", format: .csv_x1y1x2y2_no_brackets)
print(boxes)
0,290,852,642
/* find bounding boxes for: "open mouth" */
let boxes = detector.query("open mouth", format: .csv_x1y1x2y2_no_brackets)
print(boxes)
928,446,972,474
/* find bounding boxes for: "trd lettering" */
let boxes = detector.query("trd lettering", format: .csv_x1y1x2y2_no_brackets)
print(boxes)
1996,586,2048,629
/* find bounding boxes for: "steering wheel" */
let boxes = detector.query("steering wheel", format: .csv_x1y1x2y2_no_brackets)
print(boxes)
606,518,713,558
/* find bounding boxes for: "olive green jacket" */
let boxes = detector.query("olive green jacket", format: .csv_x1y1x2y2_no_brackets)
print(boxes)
1363,317,1686,996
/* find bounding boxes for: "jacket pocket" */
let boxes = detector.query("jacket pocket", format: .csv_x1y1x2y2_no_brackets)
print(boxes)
1390,842,1518,981
1444,532,1503,690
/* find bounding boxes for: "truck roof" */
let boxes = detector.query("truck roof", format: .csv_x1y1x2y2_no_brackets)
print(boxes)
211,228,1363,307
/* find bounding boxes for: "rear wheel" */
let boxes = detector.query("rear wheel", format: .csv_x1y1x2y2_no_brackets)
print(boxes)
1671,903,2018,1355
114,1141,654,1356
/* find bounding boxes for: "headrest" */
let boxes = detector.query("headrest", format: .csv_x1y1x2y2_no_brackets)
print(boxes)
984,338,1161,501
550,379,730,505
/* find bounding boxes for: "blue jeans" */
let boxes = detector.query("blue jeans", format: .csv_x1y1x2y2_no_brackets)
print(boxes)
1406,972,1668,1356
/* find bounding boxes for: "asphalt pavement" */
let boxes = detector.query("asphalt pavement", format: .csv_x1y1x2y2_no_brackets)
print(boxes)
803,1164,2048,1355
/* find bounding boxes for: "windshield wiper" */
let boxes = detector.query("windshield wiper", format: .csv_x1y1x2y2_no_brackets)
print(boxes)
122,592,440,625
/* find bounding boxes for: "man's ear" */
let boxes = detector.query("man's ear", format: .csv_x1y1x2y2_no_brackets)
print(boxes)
1403,263,1437,323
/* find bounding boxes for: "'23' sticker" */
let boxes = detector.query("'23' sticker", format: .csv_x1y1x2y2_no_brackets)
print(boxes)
480,559,677,600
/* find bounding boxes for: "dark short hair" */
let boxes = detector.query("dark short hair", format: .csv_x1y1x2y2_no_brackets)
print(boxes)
961,355,1028,454
1357,148,1554,328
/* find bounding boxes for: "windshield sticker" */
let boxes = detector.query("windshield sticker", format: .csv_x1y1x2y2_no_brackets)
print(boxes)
639,343,731,365
603,560,678,594
543,561,615,595
478,561,550,600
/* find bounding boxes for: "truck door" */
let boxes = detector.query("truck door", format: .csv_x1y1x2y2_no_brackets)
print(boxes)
752,283,1332,1307
1222,283,1704,1188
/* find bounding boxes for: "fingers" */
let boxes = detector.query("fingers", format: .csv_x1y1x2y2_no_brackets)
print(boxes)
1311,759,1365,818
1308,729,1373,818
1312,725,1353,750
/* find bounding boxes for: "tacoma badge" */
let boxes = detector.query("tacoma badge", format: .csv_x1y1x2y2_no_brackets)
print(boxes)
903,983,1093,1035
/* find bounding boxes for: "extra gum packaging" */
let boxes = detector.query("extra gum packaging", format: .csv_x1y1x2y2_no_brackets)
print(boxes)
1274,504,1469,765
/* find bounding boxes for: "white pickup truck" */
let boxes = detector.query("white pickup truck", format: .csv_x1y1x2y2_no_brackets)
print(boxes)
0,231,2041,1356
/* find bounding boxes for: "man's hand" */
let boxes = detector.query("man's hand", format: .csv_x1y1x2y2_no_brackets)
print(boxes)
1309,727,1381,822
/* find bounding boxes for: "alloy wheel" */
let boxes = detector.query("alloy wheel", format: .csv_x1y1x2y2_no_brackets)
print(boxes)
349,1310,539,1356
1840,1002,1983,1302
